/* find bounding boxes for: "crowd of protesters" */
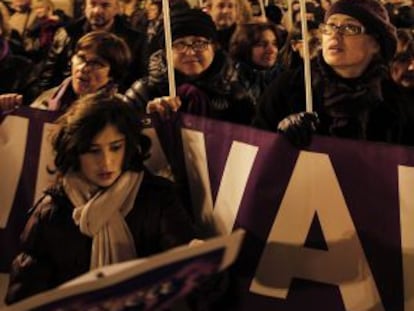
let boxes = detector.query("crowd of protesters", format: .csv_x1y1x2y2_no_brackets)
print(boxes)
0,0,413,132
1,0,414,308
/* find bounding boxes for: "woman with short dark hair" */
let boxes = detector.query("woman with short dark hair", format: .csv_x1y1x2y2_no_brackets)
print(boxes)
6,93,196,304
31,30,131,111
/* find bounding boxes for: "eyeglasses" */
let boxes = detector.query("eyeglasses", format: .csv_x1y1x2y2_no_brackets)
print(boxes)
319,23,366,36
172,40,211,53
72,54,109,70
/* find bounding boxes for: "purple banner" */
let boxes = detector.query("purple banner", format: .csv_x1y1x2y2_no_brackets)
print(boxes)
180,114,413,311
2,110,414,310
0,107,60,272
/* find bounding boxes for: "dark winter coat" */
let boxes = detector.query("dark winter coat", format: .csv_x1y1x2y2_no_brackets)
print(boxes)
5,172,195,304
31,16,148,94
235,61,283,106
124,49,255,125
253,55,408,144
0,40,34,104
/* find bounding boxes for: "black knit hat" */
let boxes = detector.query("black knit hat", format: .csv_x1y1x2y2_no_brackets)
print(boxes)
170,8,218,42
325,0,397,62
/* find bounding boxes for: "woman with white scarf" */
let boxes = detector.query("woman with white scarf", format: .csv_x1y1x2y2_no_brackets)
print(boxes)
6,93,197,304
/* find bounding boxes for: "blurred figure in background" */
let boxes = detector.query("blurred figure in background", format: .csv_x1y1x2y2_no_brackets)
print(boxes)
207,0,252,51
229,22,283,106
119,0,142,24
8,0,37,54
0,9,34,104
391,41,414,89
385,0,414,29
25,0,71,63
396,28,413,54
278,20,321,70
130,0,164,55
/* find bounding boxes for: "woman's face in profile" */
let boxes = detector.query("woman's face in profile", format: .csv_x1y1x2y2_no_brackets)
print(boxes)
172,35,215,77
79,124,126,188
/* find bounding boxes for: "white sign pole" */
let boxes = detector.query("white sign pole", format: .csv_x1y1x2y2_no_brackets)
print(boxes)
162,0,176,97
299,0,313,112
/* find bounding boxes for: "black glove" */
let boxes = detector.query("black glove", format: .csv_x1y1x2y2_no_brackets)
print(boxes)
277,112,319,147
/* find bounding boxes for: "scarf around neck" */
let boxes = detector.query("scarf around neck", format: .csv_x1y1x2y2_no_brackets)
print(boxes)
63,171,143,269
315,57,387,139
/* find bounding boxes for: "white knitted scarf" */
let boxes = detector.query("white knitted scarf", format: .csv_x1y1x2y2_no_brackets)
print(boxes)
63,171,143,269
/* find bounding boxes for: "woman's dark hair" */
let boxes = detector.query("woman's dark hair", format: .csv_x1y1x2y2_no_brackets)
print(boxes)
74,31,132,82
229,22,280,65
265,4,283,25
52,93,150,174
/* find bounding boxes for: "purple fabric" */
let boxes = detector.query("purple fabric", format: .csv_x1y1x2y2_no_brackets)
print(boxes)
180,114,407,311
1,110,412,310
177,83,211,117
47,78,72,111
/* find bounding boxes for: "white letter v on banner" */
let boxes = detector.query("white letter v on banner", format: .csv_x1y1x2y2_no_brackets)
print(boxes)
182,128,258,235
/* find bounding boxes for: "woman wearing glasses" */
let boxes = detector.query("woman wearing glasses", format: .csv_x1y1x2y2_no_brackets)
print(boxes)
253,0,408,146
30,31,131,111
123,8,255,125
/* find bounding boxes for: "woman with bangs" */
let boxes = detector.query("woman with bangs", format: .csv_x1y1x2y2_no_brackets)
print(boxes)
229,22,284,106
6,93,196,303
30,30,131,111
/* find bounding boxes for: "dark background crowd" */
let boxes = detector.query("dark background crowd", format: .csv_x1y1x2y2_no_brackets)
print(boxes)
0,0,413,129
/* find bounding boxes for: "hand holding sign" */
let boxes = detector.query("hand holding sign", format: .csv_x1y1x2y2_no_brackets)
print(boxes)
277,111,319,147
0,94,22,114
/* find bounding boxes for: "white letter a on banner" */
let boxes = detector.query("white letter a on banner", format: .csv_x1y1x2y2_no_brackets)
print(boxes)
250,151,384,311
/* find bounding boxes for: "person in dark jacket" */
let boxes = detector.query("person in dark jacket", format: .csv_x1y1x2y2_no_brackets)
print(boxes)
207,0,255,52
123,8,254,125
30,31,131,111
0,9,34,104
229,22,284,106
5,93,196,304
253,0,408,147
25,0,71,64
31,0,148,96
